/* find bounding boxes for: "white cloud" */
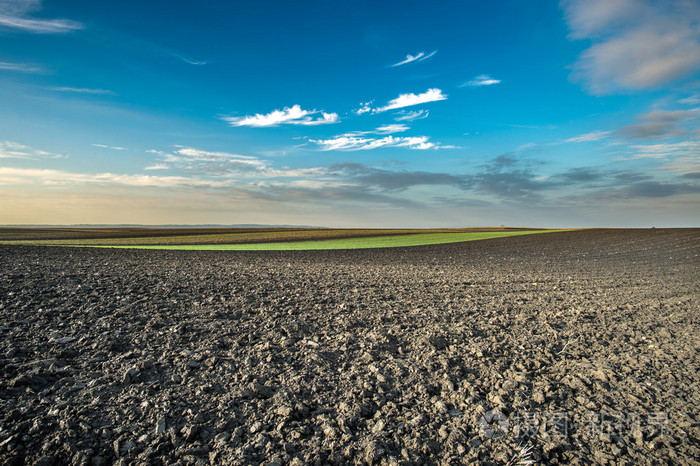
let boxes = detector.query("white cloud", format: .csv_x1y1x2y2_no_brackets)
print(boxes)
375,124,410,134
679,94,700,105
152,146,331,180
222,105,339,127
0,61,42,73
394,109,430,121
391,50,437,67
0,0,82,33
374,88,447,113
144,163,169,170
562,0,700,94
147,149,181,163
461,75,501,87
0,15,82,33
311,135,442,151
340,124,411,138
0,140,65,159
49,87,115,95
92,144,127,151
173,54,208,66
355,101,373,115
564,130,611,143
176,147,266,166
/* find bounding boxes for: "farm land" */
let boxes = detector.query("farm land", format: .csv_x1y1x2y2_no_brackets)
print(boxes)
0,228,698,464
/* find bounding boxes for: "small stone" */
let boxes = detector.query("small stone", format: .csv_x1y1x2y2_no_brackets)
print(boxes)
122,368,138,384
186,360,200,369
120,440,136,454
323,424,338,438
55,336,76,344
171,374,182,384
140,359,155,370
533,391,546,404
365,441,385,463
372,420,386,433
155,417,167,436
214,432,230,444
434,400,448,413
137,434,149,443
181,425,198,442
632,428,644,443
250,421,263,433
275,406,293,418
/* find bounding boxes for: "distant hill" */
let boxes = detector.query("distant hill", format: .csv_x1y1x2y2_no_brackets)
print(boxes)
0,224,327,229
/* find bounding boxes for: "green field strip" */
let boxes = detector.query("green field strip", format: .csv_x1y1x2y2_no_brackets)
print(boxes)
0,228,451,246
80,230,566,250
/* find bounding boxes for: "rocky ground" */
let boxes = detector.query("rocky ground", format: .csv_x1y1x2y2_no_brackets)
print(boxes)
0,228,698,465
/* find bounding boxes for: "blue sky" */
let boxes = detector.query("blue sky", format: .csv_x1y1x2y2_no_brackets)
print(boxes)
0,0,698,227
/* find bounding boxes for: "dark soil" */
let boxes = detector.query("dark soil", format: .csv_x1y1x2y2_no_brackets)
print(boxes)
0,227,541,244
1,229,698,465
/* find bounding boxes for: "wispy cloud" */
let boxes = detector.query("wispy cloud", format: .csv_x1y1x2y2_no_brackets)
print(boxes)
0,140,65,159
311,135,441,151
373,88,447,113
175,147,265,166
0,61,43,73
659,156,700,175
0,166,236,188
92,144,127,151
616,109,695,139
461,74,501,87
0,0,83,33
564,130,611,143
144,163,169,171
562,0,700,94
172,54,208,66
50,87,115,95
679,94,700,105
620,141,700,160
375,124,410,134
147,146,329,180
339,124,411,138
394,109,429,121
391,50,437,67
223,105,339,127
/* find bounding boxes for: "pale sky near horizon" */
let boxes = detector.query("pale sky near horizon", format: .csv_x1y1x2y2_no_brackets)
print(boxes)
1,0,699,227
